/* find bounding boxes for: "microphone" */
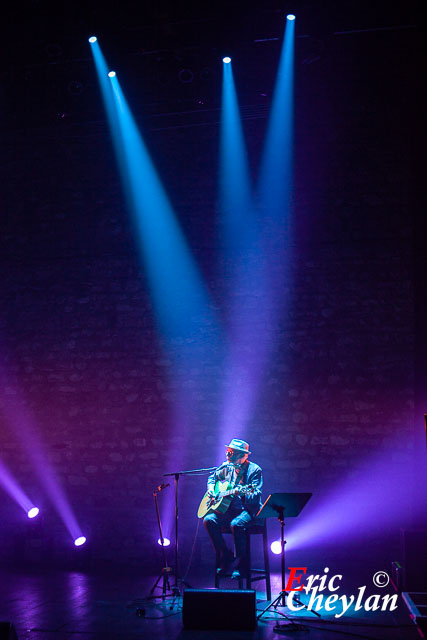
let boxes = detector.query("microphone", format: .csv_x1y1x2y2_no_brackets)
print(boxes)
157,482,170,492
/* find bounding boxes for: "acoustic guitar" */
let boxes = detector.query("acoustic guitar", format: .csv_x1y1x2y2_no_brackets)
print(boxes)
197,480,255,518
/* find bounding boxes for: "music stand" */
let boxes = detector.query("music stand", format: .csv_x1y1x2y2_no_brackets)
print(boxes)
257,493,319,629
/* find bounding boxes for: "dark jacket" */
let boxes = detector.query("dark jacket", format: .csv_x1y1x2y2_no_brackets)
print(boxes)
207,460,263,516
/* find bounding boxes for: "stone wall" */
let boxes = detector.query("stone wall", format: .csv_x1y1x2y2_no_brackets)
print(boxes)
0,25,422,573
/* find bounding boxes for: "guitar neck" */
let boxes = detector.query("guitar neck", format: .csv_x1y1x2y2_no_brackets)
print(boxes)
219,489,235,498
218,485,250,499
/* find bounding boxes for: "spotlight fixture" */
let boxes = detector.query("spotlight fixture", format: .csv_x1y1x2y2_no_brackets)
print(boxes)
157,537,171,547
88,36,97,43
27,507,39,519
178,68,194,84
108,71,116,78
271,540,282,555
223,57,231,64
74,536,87,547
286,14,296,21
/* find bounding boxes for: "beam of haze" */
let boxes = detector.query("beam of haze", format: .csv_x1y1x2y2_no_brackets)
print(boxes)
256,16,294,314
89,40,124,155
258,17,294,218
108,75,225,533
219,62,252,242
0,458,35,513
109,76,218,348
217,61,263,457
217,22,295,455
249,18,295,412
90,42,223,534
0,366,84,541
284,433,427,551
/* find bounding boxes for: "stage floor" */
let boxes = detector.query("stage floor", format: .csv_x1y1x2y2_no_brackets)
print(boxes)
0,566,420,639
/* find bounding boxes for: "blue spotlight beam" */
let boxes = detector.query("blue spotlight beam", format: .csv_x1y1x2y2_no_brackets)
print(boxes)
90,43,223,535
217,60,266,453
109,75,217,346
89,41,124,159
254,15,295,318
217,18,296,452
104,70,223,535
219,61,253,244
258,17,295,217
89,43,220,363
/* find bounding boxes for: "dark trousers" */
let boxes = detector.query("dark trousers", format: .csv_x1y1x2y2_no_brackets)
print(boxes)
203,508,253,570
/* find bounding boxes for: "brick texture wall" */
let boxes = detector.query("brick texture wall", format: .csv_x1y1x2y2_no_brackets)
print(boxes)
0,26,422,572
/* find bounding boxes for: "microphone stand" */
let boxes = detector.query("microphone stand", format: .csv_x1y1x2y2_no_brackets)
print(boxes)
164,466,216,600
148,483,172,600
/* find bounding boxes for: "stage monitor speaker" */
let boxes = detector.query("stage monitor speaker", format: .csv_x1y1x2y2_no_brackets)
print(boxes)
0,622,18,640
182,588,257,630
401,529,427,591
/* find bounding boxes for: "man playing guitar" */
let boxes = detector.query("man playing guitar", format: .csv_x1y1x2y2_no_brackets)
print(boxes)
203,439,263,580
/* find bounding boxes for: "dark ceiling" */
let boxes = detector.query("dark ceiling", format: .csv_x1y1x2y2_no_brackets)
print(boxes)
1,0,420,130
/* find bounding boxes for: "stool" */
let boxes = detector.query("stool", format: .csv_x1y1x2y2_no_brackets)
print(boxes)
214,517,271,600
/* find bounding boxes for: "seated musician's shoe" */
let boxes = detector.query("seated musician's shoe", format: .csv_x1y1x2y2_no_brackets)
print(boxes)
232,559,248,580
217,549,234,574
